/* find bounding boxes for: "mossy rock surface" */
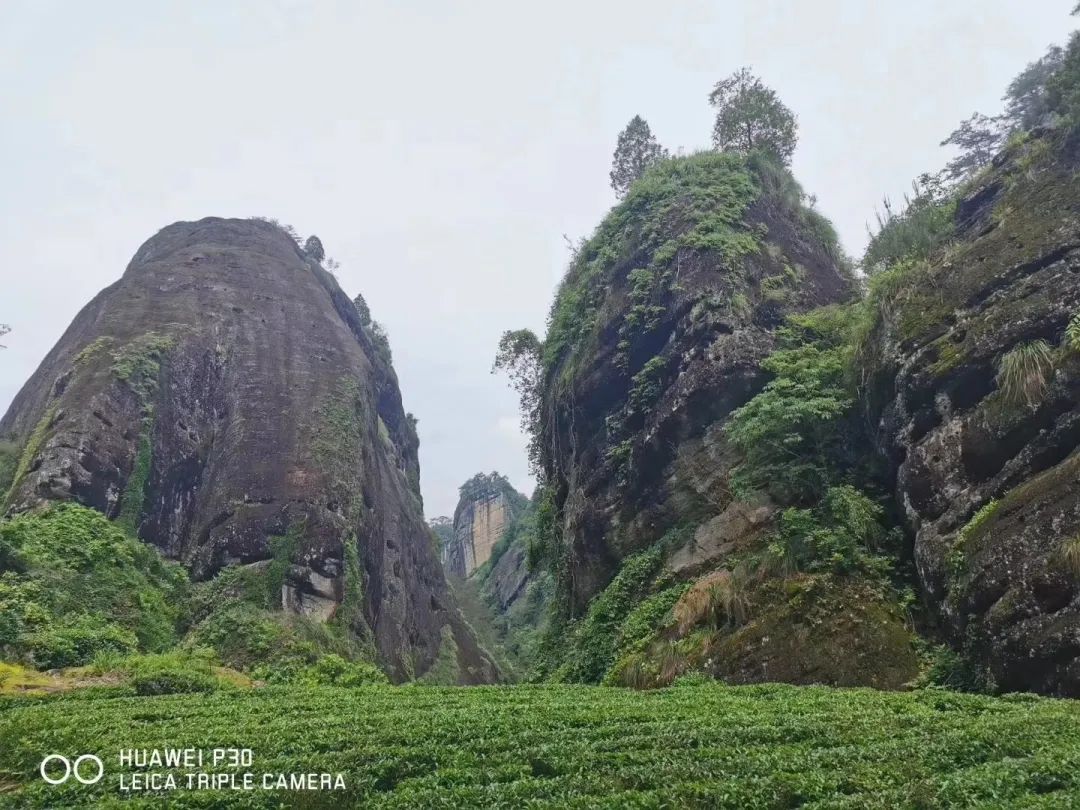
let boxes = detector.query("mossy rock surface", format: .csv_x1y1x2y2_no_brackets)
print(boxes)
705,576,920,689
535,151,854,616
876,130,1080,695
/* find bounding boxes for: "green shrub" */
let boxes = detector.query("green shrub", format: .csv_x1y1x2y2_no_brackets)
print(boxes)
627,356,668,414
961,499,1000,543
1065,313,1080,353
548,545,665,683
187,604,290,669
28,615,138,669
0,504,187,667
671,670,712,688
862,176,955,275
187,596,374,677
309,653,387,686
1059,535,1080,578
917,646,990,694
614,585,687,658
727,308,860,504
766,486,894,577
252,652,386,687
88,650,231,695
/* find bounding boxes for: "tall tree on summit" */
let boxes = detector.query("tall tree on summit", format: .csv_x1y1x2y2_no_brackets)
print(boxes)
709,67,798,164
609,116,668,198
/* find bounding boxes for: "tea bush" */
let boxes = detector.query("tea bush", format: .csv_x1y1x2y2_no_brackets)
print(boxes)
1,682,1079,807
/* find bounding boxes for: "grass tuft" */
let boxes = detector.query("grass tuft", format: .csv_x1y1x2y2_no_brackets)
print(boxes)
996,340,1055,410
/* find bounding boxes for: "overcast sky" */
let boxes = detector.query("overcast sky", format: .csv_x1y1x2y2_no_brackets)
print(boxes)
0,1,1074,517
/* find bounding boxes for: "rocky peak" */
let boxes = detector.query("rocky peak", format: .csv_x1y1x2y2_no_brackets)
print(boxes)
442,472,527,578
535,152,855,613
0,216,497,683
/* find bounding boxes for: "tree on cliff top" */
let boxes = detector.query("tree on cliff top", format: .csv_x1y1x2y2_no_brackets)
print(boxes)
458,472,515,503
353,293,372,325
940,112,1005,182
709,68,798,164
609,116,668,198
1004,45,1065,131
303,235,326,263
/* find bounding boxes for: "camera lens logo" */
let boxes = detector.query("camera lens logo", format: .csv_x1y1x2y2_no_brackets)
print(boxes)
39,754,104,785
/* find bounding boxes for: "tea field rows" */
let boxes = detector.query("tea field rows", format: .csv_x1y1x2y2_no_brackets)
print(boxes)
1,683,1079,808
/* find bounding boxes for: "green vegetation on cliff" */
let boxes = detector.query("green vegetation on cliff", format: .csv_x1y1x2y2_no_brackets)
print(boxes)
0,504,384,687
497,145,848,607
543,150,766,382
500,22,1080,699
0,505,187,668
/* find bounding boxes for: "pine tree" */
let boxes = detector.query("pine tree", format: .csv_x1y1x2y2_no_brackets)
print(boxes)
609,116,668,198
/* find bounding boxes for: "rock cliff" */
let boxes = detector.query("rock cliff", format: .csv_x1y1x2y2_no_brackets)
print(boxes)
437,473,551,675
873,128,1080,695
511,151,922,688
537,152,853,613
442,472,526,578
0,217,497,684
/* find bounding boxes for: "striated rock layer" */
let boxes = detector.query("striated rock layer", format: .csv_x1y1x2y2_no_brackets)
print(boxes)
0,217,497,683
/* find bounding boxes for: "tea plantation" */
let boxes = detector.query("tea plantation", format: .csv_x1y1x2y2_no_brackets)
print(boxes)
2,682,1080,808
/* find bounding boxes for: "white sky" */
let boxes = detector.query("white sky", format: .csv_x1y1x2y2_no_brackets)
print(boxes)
0,1,1074,517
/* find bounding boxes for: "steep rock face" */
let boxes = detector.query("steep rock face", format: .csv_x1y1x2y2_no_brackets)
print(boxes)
0,217,497,683
442,473,526,578
538,153,854,614
484,525,533,611
875,130,1080,695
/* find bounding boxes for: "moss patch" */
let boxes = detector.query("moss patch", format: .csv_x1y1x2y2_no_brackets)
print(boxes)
73,336,117,367
3,404,59,509
265,520,305,610
111,332,175,411
312,376,366,515
117,427,153,534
